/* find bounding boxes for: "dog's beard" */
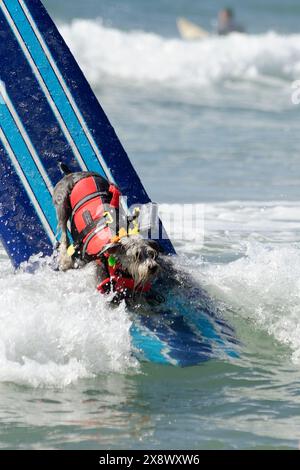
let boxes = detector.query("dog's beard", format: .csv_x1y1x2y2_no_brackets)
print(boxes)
128,260,154,288
118,256,159,290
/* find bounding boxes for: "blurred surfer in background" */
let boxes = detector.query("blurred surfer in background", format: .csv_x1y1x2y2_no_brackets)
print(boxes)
177,7,245,40
217,8,244,35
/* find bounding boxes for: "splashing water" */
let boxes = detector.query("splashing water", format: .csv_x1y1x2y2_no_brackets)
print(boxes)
203,243,300,364
0,255,137,388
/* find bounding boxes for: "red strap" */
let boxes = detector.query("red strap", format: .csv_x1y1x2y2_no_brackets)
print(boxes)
97,277,111,294
97,260,151,295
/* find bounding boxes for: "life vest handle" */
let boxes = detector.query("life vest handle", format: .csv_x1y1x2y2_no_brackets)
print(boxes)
109,184,121,208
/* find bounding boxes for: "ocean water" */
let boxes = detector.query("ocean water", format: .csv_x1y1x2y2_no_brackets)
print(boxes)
1,0,300,450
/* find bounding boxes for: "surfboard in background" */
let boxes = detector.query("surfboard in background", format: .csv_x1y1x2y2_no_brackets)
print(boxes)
177,17,210,40
0,0,175,269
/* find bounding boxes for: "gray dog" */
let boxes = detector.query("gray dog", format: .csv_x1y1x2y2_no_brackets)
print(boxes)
53,168,163,303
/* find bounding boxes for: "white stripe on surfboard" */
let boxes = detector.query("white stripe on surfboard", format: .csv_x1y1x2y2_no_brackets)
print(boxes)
18,0,115,184
1,0,88,172
0,127,56,243
3,90,54,194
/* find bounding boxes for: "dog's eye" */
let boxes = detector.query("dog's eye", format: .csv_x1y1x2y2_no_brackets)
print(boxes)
149,250,157,260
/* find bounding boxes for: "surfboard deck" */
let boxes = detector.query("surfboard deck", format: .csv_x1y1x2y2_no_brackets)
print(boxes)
0,0,237,367
132,308,238,366
177,17,210,40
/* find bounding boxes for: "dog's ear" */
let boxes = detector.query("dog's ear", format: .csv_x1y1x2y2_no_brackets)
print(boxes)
99,242,123,256
147,239,162,253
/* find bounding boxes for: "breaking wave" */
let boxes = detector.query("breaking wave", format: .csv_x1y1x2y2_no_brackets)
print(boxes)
60,19,300,88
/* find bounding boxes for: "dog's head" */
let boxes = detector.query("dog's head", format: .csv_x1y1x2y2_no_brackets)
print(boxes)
103,235,160,288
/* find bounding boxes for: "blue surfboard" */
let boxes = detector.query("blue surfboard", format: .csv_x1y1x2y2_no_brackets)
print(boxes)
0,0,174,267
0,0,237,366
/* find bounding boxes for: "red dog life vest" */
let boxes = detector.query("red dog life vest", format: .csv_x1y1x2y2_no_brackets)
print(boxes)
69,174,152,297
70,175,120,259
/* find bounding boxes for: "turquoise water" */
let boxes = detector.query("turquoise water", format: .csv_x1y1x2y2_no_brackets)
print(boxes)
1,0,300,449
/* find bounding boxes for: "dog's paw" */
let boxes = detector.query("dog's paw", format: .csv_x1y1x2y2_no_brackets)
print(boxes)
59,254,74,271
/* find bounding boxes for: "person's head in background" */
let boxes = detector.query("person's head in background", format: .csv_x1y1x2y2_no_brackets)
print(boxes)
217,7,244,35
218,8,234,26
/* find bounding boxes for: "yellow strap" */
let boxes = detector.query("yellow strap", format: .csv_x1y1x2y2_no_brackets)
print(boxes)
110,226,127,243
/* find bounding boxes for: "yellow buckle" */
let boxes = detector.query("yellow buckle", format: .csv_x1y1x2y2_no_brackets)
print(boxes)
104,211,114,224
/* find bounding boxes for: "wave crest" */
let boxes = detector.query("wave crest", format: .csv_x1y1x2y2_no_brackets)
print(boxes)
60,19,300,87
